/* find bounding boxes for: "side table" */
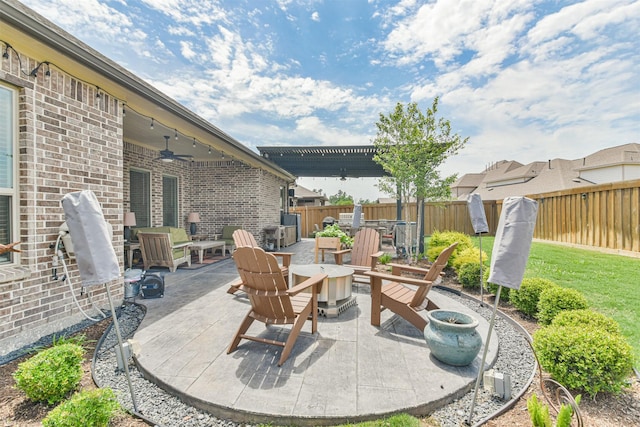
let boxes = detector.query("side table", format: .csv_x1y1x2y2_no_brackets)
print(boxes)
124,242,140,269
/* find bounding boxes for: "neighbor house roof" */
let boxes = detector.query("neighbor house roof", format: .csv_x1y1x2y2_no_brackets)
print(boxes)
453,143,640,201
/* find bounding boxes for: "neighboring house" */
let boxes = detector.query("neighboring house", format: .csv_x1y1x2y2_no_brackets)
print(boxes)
290,185,328,207
452,143,640,201
0,0,295,354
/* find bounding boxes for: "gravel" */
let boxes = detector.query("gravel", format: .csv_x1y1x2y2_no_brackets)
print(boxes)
94,289,536,427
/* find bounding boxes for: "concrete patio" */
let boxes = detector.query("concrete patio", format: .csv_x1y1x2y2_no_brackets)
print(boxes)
131,238,498,426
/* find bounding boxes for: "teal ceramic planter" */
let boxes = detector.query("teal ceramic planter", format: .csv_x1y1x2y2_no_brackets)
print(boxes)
424,309,482,366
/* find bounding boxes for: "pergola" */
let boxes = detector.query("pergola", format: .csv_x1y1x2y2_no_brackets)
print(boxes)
257,145,390,179
258,145,411,240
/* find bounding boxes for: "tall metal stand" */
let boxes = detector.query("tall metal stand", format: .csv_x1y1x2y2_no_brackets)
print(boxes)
467,286,502,425
478,234,484,306
105,284,139,413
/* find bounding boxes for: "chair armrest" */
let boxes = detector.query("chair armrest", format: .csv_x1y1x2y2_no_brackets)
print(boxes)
369,250,384,267
364,270,433,287
211,233,221,240
271,252,293,267
172,242,192,250
288,273,327,296
388,263,432,276
332,248,351,265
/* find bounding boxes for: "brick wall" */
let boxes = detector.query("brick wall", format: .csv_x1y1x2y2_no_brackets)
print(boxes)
0,52,124,351
1,49,288,352
125,143,288,244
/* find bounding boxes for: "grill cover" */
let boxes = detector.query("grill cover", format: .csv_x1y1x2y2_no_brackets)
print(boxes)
488,197,538,290
61,190,120,287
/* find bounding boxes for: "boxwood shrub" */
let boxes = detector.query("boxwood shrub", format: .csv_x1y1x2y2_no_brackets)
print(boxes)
451,247,487,271
537,286,588,325
428,230,473,266
458,262,484,290
533,324,634,396
13,343,84,405
43,388,120,427
510,278,558,318
552,309,621,335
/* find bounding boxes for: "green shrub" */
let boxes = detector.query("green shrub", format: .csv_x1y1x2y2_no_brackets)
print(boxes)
428,230,473,266
537,287,588,325
451,246,487,271
43,388,120,427
378,253,392,265
458,262,484,289
510,278,558,318
527,393,579,427
527,394,552,427
429,230,473,251
552,309,621,335
13,343,84,405
533,324,634,396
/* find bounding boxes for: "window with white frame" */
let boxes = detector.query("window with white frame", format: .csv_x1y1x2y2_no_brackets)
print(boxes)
0,83,17,265
130,169,151,228
162,175,178,227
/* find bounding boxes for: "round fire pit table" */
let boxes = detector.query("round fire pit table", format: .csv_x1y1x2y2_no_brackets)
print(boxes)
290,264,355,317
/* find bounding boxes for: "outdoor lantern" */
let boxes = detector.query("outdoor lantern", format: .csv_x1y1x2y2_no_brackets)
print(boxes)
188,212,201,236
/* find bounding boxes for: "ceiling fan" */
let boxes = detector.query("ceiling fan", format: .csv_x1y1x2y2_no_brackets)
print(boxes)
156,135,193,162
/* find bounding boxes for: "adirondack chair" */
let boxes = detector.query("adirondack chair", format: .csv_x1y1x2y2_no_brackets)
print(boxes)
137,232,192,272
226,229,292,294
228,247,327,366
332,227,384,282
364,242,458,332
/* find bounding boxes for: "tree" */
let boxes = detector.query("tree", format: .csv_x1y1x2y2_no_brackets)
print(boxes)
329,190,354,206
373,97,467,261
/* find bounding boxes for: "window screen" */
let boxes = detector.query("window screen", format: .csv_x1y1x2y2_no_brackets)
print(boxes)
130,169,150,227
162,175,178,227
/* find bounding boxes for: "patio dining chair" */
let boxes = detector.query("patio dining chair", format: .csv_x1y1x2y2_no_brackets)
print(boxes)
364,242,458,332
228,246,327,366
226,229,292,294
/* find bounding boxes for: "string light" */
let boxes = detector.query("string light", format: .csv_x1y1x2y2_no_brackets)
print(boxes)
174,129,178,140
96,86,101,99
192,138,196,148
208,146,211,154
150,118,154,129
122,105,126,117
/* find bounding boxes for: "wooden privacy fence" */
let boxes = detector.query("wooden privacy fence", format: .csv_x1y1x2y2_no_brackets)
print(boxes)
290,179,640,254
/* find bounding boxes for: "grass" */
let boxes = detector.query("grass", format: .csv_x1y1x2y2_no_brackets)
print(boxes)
470,236,640,363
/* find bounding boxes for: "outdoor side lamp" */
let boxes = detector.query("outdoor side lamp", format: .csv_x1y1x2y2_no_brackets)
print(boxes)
188,212,201,236
123,212,136,242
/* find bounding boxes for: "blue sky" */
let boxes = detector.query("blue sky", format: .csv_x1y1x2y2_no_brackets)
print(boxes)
21,0,640,201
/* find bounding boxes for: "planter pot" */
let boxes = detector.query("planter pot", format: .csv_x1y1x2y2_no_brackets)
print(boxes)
424,309,482,366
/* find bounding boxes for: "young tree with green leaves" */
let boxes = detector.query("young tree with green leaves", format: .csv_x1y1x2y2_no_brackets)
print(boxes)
329,190,354,206
373,97,467,260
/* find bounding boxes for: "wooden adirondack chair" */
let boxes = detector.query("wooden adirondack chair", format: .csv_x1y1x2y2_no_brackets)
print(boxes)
332,227,384,282
228,247,327,366
364,242,458,331
226,229,292,294
137,232,191,272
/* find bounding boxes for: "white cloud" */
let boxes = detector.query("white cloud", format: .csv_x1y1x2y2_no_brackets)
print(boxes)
311,11,320,21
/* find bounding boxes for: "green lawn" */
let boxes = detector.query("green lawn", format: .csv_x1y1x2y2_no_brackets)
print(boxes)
471,236,640,363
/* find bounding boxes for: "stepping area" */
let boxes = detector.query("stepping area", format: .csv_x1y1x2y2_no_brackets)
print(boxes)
132,239,498,426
